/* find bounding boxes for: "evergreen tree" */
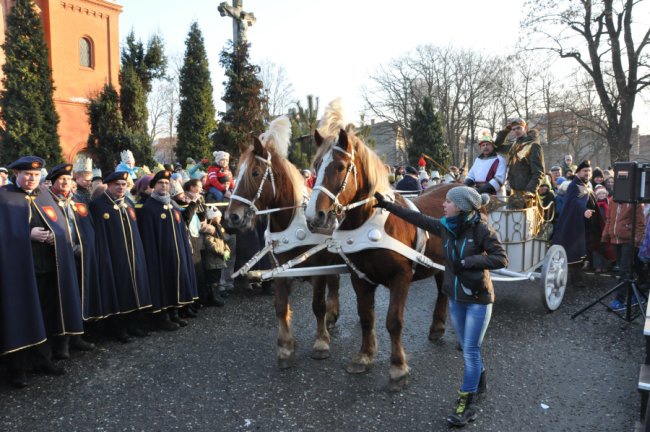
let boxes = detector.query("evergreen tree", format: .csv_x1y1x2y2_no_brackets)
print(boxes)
213,41,267,159
176,22,216,163
409,97,450,169
287,95,319,167
86,84,131,172
119,65,153,165
119,31,166,167
0,0,62,164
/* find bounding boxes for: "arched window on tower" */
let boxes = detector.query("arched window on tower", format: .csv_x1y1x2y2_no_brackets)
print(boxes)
79,37,93,68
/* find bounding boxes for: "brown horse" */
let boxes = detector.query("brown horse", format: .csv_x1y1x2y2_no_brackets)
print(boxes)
305,101,450,391
224,116,341,368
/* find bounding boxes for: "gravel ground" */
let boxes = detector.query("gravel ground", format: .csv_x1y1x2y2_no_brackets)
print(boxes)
0,271,645,431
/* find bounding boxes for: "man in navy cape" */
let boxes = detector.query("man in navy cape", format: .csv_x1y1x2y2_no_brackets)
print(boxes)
552,160,599,286
46,164,100,358
89,171,152,341
0,156,83,387
136,170,198,330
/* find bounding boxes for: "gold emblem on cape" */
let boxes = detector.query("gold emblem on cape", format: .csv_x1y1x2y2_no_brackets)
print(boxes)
103,213,110,220
161,213,167,219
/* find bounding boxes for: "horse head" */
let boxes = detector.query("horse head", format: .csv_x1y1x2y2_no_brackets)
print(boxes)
225,115,301,231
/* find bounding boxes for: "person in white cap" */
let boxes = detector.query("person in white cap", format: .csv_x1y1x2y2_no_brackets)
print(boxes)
0,167,9,187
206,151,234,202
464,129,506,197
373,186,507,427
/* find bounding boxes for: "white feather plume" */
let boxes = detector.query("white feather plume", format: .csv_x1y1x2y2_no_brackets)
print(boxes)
317,98,346,138
260,116,292,157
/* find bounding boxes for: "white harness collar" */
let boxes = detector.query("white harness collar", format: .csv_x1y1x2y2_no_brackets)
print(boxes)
329,192,443,284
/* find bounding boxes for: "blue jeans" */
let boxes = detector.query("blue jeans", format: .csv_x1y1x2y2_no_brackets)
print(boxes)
208,187,225,202
449,299,492,393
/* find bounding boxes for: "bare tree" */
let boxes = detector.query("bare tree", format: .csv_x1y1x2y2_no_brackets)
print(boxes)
522,0,650,163
258,60,294,117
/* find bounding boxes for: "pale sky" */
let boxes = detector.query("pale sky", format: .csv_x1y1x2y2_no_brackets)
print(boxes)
119,0,650,133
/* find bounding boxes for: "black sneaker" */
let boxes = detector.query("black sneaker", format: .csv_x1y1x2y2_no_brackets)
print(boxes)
447,391,477,427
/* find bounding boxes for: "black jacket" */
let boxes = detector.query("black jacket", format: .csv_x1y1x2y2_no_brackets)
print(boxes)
382,202,507,304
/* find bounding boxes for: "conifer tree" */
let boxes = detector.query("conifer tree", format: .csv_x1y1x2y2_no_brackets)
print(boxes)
0,0,62,164
409,97,451,169
119,31,166,167
176,22,216,163
86,84,131,172
213,41,267,159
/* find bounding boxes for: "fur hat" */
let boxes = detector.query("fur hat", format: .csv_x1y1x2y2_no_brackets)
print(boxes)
213,151,229,163
592,168,604,179
446,186,490,213
576,160,591,172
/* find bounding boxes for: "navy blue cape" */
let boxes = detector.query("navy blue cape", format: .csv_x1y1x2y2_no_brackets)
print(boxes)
89,192,152,315
136,198,198,311
552,178,593,263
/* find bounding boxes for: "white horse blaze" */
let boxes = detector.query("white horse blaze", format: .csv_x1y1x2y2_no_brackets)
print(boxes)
305,151,333,219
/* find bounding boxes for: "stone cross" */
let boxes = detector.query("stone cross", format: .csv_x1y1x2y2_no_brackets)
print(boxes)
218,0,256,45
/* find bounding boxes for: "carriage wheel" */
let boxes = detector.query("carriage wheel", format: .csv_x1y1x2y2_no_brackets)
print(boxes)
540,245,568,312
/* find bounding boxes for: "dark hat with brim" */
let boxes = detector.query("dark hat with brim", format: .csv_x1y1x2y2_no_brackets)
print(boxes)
46,164,73,182
103,171,130,183
149,170,172,188
576,160,591,172
8,156,45,171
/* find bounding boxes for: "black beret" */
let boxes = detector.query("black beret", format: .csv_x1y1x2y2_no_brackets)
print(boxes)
576,160,591,172
7,156,45,171
592,168,604,178
46,164,73,182
103,171,130,183
404,166,418,175
149,170,172,188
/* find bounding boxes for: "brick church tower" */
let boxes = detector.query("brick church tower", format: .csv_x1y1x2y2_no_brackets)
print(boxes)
0,0,122,162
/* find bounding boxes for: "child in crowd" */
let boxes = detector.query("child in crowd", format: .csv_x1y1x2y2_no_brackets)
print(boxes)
592,185,614,273
201,205,231,305
206,151,234,202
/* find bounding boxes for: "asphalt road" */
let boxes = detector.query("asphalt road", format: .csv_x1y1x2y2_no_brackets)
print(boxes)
0,272,645,431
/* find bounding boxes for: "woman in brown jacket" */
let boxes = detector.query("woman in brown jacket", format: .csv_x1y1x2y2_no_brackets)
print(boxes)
601,200,646,310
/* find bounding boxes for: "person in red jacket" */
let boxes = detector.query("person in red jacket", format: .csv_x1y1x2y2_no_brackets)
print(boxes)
206,151,234,202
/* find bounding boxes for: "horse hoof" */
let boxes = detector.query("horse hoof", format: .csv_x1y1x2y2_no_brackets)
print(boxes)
311,349,330,360
386,375,409,392
345,361,371,374
428,328,445,341
277,357,294,369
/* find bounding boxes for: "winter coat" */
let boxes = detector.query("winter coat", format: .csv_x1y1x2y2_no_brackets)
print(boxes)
495,128,545,194
202,220,230,271
601,200,646,246
381,202,508,304
206,164,235,192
